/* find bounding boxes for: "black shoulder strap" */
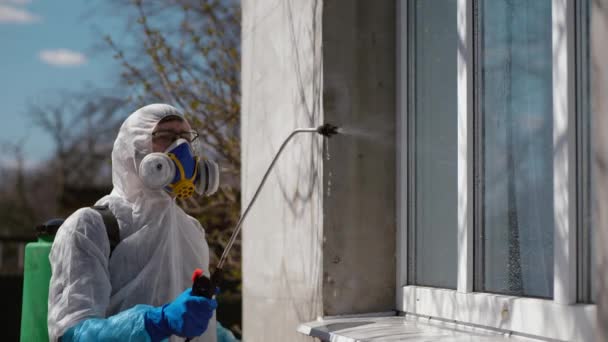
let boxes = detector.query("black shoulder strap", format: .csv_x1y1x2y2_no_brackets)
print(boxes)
91,205,120,257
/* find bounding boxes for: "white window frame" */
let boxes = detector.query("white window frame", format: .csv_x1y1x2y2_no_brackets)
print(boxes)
396,0,597,341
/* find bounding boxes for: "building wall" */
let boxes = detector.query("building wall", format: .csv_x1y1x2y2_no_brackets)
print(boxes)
242,0,396,340
241,0,324,341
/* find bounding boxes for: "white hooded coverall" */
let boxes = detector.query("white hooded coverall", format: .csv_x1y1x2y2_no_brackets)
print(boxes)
47,104,217,342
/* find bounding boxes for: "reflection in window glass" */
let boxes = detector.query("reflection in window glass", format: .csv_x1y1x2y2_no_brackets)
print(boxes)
479,0,554,298
408,0,458,288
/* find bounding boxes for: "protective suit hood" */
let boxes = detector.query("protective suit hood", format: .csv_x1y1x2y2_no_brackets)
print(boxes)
48,104,215,342
112,103,181,202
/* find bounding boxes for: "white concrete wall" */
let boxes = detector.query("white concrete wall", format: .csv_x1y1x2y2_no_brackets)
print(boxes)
241,0,396,340
241,0,324,341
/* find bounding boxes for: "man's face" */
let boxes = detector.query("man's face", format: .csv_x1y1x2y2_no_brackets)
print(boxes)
151,118,193,152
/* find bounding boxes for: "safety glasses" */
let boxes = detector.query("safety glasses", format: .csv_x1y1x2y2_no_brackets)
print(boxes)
152,130,199,145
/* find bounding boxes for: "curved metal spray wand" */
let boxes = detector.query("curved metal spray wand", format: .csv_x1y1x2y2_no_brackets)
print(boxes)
217,123,339,270
190,124,339,299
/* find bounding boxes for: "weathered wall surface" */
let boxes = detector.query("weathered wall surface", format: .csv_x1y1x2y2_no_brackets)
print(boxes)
321,0,396,315
241,0,324,341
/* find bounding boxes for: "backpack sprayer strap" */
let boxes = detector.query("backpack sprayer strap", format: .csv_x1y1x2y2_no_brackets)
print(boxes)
91,205,120,257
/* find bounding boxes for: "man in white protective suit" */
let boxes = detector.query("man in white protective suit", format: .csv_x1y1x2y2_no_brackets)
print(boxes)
47,104,238,342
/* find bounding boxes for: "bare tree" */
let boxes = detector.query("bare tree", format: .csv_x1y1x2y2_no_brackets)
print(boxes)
0,138,37,235
29,93,127,185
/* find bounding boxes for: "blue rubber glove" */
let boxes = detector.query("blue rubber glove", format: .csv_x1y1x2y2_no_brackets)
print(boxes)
61,305,155,341
144,289,218,341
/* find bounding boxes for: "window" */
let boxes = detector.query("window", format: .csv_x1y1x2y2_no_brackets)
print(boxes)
407,0,458,289
476,0,554,298
398,0,596,340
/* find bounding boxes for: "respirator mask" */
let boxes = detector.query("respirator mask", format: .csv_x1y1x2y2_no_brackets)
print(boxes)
138,138,220,199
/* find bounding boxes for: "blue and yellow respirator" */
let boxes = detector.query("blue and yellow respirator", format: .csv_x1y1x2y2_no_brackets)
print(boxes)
138,139,220,199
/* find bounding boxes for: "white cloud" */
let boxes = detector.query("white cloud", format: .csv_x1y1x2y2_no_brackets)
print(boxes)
39,49,87,67
0,4,39,23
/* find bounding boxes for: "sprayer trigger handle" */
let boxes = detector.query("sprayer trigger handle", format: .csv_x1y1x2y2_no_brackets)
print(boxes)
191,268,215,299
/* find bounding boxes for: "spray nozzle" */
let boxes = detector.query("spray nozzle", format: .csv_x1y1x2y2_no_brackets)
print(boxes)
317,123,339,137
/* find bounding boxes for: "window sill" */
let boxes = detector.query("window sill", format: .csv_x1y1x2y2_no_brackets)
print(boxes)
297,312,539,342
398,286,596,341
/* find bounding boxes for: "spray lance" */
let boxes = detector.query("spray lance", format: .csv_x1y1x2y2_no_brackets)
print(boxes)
185,123,339,339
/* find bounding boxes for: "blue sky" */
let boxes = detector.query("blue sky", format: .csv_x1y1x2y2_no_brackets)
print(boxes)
0,0,126,165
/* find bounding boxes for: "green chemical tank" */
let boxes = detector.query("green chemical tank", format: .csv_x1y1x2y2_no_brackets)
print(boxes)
20,219,64,342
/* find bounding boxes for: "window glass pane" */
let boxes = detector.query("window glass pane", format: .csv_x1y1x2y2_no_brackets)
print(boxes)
409,0,458,288
479,0,553,298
